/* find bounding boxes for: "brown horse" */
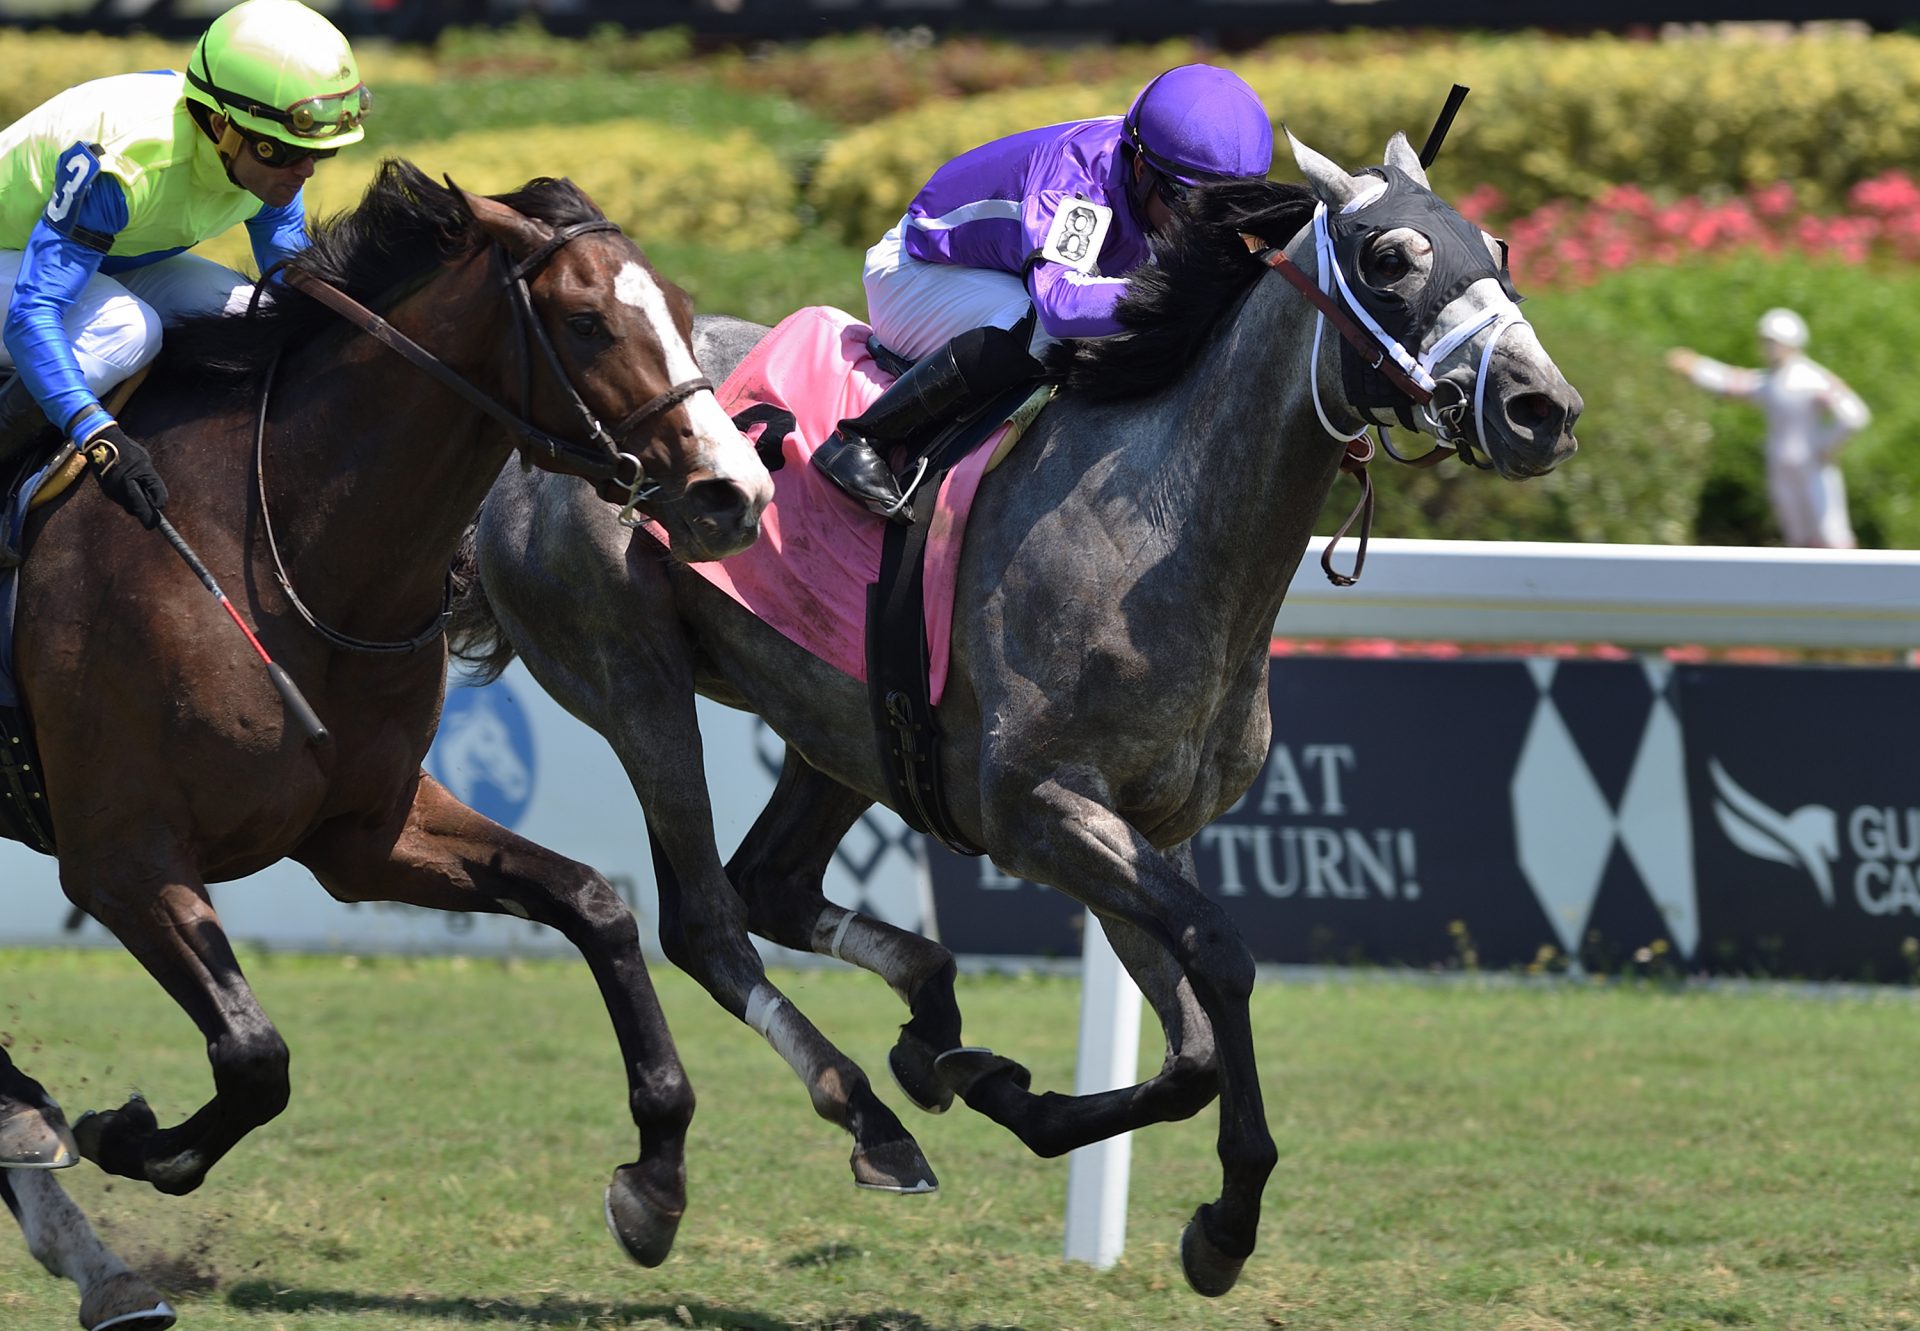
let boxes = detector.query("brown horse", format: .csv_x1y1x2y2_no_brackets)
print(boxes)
0,159,771,1324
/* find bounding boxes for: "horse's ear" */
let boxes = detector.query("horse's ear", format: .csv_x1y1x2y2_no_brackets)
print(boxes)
1284,126,1362,210
445,175,475,219
461,189,554,259
1383,131,1430,190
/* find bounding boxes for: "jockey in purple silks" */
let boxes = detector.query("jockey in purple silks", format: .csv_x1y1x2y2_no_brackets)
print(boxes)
813,63,1276,522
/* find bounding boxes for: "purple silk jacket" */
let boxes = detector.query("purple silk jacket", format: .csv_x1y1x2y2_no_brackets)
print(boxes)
900,117,1152,340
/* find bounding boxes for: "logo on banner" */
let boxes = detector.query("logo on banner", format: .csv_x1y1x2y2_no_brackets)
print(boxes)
1709,756,1920,915
1708,759,1837,905
431,683,536,828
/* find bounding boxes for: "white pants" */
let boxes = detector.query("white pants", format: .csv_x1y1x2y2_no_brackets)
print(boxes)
1769,460,1856,549
0,250,258,402
862,217,1055,362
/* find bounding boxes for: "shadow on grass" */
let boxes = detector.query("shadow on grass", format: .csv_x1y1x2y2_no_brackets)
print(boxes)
224,1281,1027,1330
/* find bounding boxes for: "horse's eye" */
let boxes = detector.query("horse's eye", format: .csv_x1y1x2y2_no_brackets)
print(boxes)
567,313,606,339
1371,245,1410,283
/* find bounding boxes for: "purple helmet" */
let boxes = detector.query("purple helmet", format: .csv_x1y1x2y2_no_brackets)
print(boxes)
1124,64,1274,188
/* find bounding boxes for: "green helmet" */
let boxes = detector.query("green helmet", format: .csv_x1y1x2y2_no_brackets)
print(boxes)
185,0,369,152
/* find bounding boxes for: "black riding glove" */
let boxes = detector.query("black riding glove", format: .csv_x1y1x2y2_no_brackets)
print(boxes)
81,422,169,530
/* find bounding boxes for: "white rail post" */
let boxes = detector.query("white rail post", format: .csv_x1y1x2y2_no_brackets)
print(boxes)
1063,909,1143,1268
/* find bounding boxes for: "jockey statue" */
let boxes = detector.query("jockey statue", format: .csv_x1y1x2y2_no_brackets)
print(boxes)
0,0,369,564
813,63,1276,522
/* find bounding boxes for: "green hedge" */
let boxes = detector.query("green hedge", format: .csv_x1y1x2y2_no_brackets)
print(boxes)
812,31,1920,242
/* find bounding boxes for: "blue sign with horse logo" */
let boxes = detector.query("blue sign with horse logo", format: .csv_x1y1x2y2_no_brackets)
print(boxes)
429,680,537,829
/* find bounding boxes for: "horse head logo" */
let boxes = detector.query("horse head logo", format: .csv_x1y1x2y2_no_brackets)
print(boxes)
1708,759,1838,906
432,686,536,827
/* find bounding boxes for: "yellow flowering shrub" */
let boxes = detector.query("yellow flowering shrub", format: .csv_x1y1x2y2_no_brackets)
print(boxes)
812,31,1920,240
0,31,432,127
194,117,793,272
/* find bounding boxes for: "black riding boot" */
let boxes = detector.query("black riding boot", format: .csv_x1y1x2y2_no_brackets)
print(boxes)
812,343,976,522
0,377,56,570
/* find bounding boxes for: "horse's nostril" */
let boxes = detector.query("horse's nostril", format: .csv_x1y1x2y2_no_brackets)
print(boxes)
1510,392,1557,430
685,478,749,524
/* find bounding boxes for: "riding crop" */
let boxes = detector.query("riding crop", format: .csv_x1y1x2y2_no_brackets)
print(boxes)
154,514,329,744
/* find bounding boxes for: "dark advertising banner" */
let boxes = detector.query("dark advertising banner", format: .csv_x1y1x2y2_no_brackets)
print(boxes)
928,656,1920,981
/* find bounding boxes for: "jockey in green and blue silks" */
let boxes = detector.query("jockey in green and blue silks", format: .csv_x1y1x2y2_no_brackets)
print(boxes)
811,63,1274,522
0,0,368,558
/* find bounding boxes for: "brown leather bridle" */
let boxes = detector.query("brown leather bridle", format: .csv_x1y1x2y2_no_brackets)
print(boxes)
256,219,711,654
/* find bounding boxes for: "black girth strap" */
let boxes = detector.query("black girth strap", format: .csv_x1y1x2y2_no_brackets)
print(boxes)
868,472,982,858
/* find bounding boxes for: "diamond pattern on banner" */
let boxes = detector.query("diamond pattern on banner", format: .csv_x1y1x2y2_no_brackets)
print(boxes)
1617,674,1697,955
1548,663,1655,808
1513,694,1617,954
1510,658,1699,960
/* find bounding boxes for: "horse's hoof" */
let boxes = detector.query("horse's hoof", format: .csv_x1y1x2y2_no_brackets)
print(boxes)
604,1164,682,1268
934,1047,1032,1099
1179,1204,1248,1298
888,1032,954,1115
73,1097,159,1181
0,1104,78,1170
851,1137,939,1194
80,1271,175,1331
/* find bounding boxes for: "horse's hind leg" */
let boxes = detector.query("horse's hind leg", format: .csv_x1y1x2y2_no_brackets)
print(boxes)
0,1048,79,1169
1,1169,177,1331
726,747,964,1114
296,772,694,1267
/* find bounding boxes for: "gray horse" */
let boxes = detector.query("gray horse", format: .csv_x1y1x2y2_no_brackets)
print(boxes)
451,133,1582,1294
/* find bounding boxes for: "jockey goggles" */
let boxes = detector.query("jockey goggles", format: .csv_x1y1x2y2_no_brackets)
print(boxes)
187,67,372,140
231,123,338,168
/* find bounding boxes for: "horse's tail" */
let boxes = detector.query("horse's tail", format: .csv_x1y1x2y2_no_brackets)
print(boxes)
448,522,518,684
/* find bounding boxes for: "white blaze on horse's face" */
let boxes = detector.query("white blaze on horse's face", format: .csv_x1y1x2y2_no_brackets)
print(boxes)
611,261,769,498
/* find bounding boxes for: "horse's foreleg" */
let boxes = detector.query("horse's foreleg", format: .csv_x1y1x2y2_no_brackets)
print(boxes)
297,772,692,1267
638,756,938,1196
933,926,1223,1154
980,780,1275,1298
60,860,291,1196
726,747,963,1114
2,1165,177,1330
0,1048,79,1169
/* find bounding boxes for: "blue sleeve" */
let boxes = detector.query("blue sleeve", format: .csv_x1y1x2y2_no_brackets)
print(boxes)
246,189,309,278
3,146,128,437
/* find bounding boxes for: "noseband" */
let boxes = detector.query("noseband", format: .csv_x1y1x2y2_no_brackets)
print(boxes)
496,220,713,504
257,218,711,654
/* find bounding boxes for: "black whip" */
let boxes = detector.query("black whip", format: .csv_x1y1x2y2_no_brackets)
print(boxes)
155,514,328,744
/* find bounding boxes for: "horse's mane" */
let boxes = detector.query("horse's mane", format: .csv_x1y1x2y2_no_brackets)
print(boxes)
159,159,606,393
1059,177,1315,400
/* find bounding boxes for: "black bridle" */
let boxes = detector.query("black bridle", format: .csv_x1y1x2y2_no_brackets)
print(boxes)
259,218,711,654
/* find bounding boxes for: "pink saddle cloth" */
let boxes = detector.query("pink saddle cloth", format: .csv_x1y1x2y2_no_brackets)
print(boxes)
643,306,1010,706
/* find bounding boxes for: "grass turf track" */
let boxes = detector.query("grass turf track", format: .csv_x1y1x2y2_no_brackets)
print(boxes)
2,947,1918,1329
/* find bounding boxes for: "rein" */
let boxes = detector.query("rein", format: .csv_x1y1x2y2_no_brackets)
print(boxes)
256,219,709,654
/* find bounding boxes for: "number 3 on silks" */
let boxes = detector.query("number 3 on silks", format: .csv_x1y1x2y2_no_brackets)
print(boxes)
44,142,102,227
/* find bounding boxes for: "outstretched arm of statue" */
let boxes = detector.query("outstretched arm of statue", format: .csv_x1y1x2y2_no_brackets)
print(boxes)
1665,347,1761,399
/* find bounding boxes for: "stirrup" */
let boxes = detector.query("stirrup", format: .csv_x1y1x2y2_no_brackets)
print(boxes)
881,458,931,524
